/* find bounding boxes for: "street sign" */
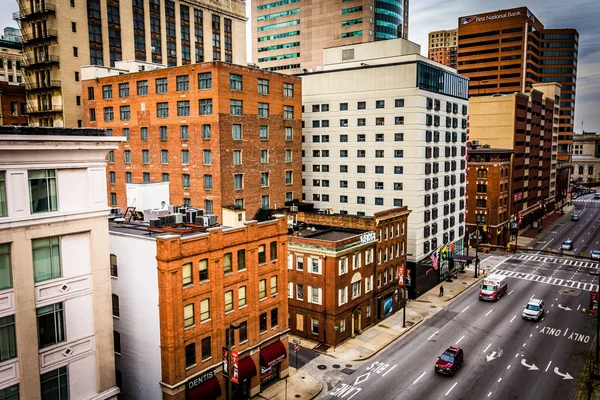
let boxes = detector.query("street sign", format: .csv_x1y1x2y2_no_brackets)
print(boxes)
293,339,301,345
398,265,405,287
511,222,517,229
590,291,598,315
294,344,300,352
231,350,239,384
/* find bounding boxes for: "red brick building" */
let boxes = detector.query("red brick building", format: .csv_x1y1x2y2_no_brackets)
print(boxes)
466,145,514,246
0,82,27,126
82,61,302,218
287,225,377,346
109,214,290,400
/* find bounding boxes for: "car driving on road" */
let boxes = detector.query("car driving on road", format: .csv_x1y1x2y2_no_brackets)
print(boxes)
523,299,544,321
592,250,600,260
435,346,464,376
571,214,580,221
562,240,573,250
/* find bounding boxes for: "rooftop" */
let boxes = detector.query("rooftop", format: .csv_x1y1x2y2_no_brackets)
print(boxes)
108,220,208,239
0,126,107,136
0,39,22,50
293,225,367,242
469,147,514,154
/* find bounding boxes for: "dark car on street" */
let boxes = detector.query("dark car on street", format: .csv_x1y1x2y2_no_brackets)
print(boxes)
435,346,464,376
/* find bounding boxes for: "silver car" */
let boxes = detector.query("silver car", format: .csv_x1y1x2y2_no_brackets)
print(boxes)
523,299,544,321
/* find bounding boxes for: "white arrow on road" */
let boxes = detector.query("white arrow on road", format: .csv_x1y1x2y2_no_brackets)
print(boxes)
558,304,572,311
521,359,539,371
486,351,498,362
554,367,574,380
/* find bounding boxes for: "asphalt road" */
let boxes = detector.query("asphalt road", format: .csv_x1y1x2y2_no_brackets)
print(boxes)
324,258,596,400
531,193,600,257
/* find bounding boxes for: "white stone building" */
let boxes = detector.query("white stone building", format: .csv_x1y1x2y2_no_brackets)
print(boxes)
300,39,470,267
0,127,122,399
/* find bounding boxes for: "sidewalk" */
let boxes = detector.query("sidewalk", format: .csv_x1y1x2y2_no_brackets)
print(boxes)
509,205,574,249
291,262,505,362
257,367,322,400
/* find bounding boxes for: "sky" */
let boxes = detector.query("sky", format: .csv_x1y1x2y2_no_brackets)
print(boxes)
2,0,598,132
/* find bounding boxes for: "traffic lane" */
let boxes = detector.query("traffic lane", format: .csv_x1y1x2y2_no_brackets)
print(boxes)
489,289,594,400
499,256,600,285
556,201,600,253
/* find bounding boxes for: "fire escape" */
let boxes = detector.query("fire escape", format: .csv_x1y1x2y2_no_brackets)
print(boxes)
13,0,62,126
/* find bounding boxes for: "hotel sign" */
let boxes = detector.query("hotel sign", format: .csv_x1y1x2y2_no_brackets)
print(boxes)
360,231,377,245
461,10,524,25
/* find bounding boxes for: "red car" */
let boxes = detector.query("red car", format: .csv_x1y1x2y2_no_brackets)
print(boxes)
435,346,464,376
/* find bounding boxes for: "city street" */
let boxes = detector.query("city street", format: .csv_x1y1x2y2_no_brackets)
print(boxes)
324,254,597,400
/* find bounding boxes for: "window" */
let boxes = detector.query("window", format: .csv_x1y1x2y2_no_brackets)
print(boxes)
231,100,243,116
230,74,242,90
137,80,148,96
270,275,278,295
157,102,169,117
234,174,243,190
37,303,65,348
259,279,267,299
199,259,209,281
32,236,61,282
113,330,121,354
284,105,294,119
199,72,212,89
239,321,248,343
261,172,269,187
201,124,211,140
223,253,232,274
271,308,278,327
40,367,68,400
178,101,190,116
395,150,404,158
285,170,293,184
296,283,304,300
203,150,212,166
395,116,404,125
185,343,196,368
284,83,294,97
182,263,192,286
258,244,266,264
156,78,168,93
311,318,319,335
200,299,210,321
203,175,212,189
260,125,269,140
260,312,267,333
118,83,129,98
103,85,113,99
142,150,150,164
0,315,16,362
176,75,189,92
258,102,269,118
201,336,211,360
258,78,269,94
199,99,213,115
376,100,385,109
182,174,191,189
270,241,278,261
238,285,247,307
224,290,233,312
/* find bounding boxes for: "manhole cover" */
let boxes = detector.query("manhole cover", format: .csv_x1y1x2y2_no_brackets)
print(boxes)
317,365,327,370
341,368,355,375
430,305,437,308
346,364,353,368
462,282,468,284
333,364,340,369
295,395,301,398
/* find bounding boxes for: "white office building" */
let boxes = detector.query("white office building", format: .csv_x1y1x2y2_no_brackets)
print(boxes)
0,127,122,399
301,39,470,270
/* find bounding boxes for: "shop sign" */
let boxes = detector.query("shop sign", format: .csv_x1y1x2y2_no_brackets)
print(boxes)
398,265,404,287
360,231,377,245
222,347,229,378
231,350,239,384
261,366,275,381
591,291,598,315
187,369,216,391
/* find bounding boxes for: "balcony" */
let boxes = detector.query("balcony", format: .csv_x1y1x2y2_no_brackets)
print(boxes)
26,104,63,115
25,29,58,45
13,3,56,22
24,54,59,68
25,80,61,91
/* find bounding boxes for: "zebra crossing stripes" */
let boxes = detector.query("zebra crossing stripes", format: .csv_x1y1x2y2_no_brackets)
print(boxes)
515,254,600,269
573,199,600,203
494,269,599,292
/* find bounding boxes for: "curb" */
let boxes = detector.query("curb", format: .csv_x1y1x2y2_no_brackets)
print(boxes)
309,382,324,400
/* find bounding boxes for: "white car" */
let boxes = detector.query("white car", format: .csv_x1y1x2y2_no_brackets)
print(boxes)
523,299,544,321
592,250,600,260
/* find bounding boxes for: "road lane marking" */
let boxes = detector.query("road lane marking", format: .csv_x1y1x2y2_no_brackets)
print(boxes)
488,392,492,397
413,371,426,384
485,309,494,317
523,343,526,347
510,315,516,323
382,364,396,377
427,331,439,341
445,382,458,396
530,334,533,337
507,365,511,369
456,335,465,344
508,290,513,296
516,353,519,357
545,361,552,372
483,343,492,353
461,306,469,313
578,305,581,310
498,378,502,382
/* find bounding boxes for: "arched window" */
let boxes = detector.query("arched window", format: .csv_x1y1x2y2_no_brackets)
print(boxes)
579,166,584,175
589,166,594,175
110,254,118,278
114,331,121,354
112,294,120,317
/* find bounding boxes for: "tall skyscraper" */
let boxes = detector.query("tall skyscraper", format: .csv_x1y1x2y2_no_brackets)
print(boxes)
457,7,578,169
14,0,247,128
251,0,409,74
428,29,457,69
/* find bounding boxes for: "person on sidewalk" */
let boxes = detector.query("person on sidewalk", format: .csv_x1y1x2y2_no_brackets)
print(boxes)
439,285,444,297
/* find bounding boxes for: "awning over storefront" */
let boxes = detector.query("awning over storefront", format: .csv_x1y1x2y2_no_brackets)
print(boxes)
238,356,258,382
452,255,476,263
260,340,287,368
187,376,221,400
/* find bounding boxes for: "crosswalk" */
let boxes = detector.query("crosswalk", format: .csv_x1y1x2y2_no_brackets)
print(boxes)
515,254,600,269
573,199,600,203
494,268,599,292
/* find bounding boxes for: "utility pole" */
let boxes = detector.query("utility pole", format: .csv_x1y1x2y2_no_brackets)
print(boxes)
592,272,600,364
474,220,480,278
226,323,240,400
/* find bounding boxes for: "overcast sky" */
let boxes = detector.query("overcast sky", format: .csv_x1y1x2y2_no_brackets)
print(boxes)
3,0,598,132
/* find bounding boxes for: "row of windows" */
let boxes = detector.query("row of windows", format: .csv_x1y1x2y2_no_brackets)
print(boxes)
309,116,405,127
310,194,404,207
422,227,464,254
0,169,57,218
307,99,406,112
111,124,295,142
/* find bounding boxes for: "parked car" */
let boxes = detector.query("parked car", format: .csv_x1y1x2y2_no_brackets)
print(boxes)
571,214,580,221
592,250,600,260
522,299,545,321
562,240,573,250
435,346,464,376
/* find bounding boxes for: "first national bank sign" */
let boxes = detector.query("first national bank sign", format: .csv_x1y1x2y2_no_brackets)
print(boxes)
461,10,526,25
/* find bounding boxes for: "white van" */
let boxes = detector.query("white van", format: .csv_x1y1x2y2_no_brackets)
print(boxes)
479,274,508,301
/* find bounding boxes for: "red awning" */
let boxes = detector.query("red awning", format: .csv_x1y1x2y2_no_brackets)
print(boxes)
260,340,287,368
186,376,222,400
238,356,257,382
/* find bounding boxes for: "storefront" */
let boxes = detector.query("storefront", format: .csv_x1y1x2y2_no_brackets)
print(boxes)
186,369,221,400
259,340,287,390
232,356,257,400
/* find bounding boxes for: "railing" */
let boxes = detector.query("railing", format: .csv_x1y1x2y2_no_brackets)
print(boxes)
26,104,63,114
25,80,61,90
13,3,56,21
25,29,58,44
24,54,59,67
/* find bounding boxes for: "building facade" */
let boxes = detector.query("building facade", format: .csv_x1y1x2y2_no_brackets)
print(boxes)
0,126,122,400
0,82,28,126
457,7,578,169
428,29,457,69
466,145,514,247
251,0,409,74
109,214,290,400
82,61,302,219
0,38,24,84
572,132,600,184
287,225,377,346
300,38,469,283
469,83,560,231
14,0,247,128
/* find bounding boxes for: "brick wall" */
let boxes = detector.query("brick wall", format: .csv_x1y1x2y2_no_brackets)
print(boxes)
0,82,27,126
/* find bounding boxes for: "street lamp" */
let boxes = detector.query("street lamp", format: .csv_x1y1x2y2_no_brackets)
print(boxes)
474,220,480,278
226,322,241,400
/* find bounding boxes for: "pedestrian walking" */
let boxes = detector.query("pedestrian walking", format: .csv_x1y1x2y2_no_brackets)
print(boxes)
439,285,444,297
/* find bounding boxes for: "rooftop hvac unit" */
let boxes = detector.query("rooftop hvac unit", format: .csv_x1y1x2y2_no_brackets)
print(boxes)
186,210,197,224
144,208,169,222
149,219,161,228
110,208,123,216
196,209,205,217
159,216,168,226
178,207,186,214
206,214,217,227
173,213,183,224
169,205,180,213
